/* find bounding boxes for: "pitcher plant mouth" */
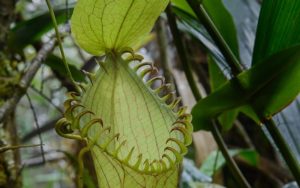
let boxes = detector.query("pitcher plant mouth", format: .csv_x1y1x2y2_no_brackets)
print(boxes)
55,49,193,187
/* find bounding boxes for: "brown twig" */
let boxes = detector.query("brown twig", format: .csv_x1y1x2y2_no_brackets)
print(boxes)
29,86,63,113
0,39,57,122
22,117,61,142
25,93,45,163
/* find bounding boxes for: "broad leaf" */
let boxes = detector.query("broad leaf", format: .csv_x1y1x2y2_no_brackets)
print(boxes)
252,0,300,65
71,0,169,55
192,45,300,130
208,56,238,131
9,8,73,52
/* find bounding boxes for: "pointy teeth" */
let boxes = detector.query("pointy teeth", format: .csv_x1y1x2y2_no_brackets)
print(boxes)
160,160,167,171
166,138,188,155
150,161,156,172
143,159,150,172
56,118,73,134
101,133,120,149
178,113,192,122
112,140,127,157
67,92,81,99
146,76,165,87
171,126,193,145
153,83,171,94
164,147,183,163
162,154,174,167
161,92,175,102
177,106,187,116
168,97,181,109
73,110,95,130
82,70,96,85
77,83,87,93
173,120,193,133
69,103,85,112
125,54,144,62
64,98,80,109
90,126,111,144
101,127,111,134
123,147,135,165
151,160,162,173
65,104,84,120
133,62,153,72
139,67,158,78
133,154,143,170
56,118,67,126
81,118,103,137
120,47,135,57
55,118,83,140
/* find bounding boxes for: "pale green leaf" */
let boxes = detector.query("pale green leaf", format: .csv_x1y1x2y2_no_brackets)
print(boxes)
71,0,169,55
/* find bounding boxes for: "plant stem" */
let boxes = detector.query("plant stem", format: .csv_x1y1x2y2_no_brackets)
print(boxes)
263,119,300,185
185,1,300,185
186,0,243,76
211,121,251,188
166,5,250,187
45,0,80,92
156,18,173,85
166,5,202,100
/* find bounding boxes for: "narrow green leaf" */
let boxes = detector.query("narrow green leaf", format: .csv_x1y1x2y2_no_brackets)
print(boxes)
192,45,300,131
71,0,169,55
172,0,240,59
208,56,227,91
8,8,73,52
239,105,260,124
208,56,238,131
252,0,300,65
238,150,259,167
44,54,86,82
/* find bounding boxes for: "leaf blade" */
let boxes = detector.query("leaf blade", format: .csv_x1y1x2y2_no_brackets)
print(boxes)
252,0,300,65
71,0,169,55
